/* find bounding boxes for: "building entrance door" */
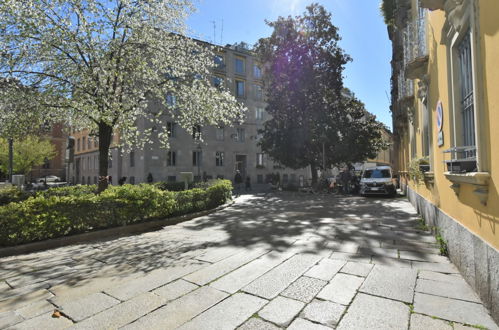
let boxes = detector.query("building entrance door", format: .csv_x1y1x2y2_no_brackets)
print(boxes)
235,155,247,179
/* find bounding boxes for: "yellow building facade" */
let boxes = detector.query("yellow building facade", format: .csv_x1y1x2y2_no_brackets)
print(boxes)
388,0,498,321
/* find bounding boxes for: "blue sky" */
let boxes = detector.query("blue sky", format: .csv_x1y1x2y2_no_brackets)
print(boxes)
187,0,393,129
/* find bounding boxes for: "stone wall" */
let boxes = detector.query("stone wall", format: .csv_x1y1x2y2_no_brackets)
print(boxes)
407,187,499,323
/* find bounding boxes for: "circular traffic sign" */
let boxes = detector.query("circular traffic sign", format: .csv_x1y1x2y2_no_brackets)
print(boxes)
436,101,443,132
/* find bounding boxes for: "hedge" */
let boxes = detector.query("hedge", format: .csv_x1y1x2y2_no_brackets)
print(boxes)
0,179,233,247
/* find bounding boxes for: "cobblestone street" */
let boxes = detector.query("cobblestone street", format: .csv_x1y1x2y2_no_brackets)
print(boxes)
1,193,498,329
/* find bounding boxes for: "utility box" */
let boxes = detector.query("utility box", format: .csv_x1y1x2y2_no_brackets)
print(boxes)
180,172,193,190
12,175,25,188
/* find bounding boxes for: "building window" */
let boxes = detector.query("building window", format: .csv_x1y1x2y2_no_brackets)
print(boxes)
167,175,176,182
216,127,224,141
256,107,264,120
94,176,97,184
94,137,98,148
82,137,86,150
42,157,50,169
167,122,176,138
235,57,245,74
256,153,264,167
235,128,245,142
235,80,245,98
192,150,202,166
192,125,202,140
87,137,92,149
166,93,176,107
77,138,80,152
130,150,135,167
214,55,225,69
82,176,85,184
212,76,223,89
82,157,86,170
457,31,476,154
254,84,263,101
167,151,176,166
253,65,262,78
257,174,263,184
216,151,224,166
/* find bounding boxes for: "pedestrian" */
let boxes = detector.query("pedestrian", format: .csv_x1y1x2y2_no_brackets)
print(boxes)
245,176,251,191
234,170,243,194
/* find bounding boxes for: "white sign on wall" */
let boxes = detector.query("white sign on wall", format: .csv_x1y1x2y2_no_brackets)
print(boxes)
436,101,444,147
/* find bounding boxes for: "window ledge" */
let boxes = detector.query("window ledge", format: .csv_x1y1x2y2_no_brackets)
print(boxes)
444,171,490,186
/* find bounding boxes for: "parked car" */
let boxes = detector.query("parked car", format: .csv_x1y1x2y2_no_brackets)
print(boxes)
37,175,61,183
359,165,396,197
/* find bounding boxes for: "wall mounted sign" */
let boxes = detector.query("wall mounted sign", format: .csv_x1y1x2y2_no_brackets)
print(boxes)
436,101,444,147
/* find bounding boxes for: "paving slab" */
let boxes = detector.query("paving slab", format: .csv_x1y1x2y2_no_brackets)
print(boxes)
280,276,327,303
399,250,448,263
409,313,452,330
16,299,55,319
370,256,412,268
329,252,371,263
304,259,346,281
287,317,333,330
259,296,304,326
105,261,206,300
358,247,398,258
195,246,243,263
0,289,53,313
152,279,198,301
243,254,322,299
411,261,459,273
184,249,267,286
0,311,23,328
340,261,373,277
360,265,417,303
71,292,165,329
418,270,463,283
415,278,481,303
122,286,228,330
56,292,120,322
210,250,294,294
317,273,364,305
6,312,72,330
237,317,280,330
413,292,498,330
177,292,268,330
336,293,409,330
301,299,346,327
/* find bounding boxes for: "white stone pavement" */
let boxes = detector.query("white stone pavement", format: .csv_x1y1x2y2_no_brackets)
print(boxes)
0,192,498,329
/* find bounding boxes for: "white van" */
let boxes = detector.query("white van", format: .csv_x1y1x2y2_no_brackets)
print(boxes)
359,165,396,197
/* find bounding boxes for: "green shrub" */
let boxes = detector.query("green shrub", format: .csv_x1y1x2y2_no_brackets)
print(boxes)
0,180,232,247
0,186,34,205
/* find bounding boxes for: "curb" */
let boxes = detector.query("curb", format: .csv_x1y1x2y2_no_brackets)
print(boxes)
0,200,235,258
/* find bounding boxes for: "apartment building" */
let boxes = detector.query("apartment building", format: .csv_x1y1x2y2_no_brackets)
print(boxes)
386,0,498,321
71,42,310,187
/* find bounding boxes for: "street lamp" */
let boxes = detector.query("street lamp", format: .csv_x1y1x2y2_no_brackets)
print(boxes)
196,144,202,182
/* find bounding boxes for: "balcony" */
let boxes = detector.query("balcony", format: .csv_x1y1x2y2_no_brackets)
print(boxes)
403,17,429,80
419,0,445,10
398,70,414,102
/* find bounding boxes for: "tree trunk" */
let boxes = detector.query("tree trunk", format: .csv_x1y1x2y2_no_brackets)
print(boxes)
310,162,318,186
8,138,13,183
97,122,113,193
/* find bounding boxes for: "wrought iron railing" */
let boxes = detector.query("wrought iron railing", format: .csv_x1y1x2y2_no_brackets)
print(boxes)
403,12,428,65
443,146,477,173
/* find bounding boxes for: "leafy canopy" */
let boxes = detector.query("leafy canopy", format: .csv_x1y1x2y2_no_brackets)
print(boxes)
0,136,56,175
256,4,385,180
0,0,245,149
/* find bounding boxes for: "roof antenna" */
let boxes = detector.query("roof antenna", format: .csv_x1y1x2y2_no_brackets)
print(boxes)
220,19,224,45
211,20,216,44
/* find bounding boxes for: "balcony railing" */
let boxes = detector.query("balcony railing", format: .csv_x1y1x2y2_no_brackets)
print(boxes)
443,146,477,173
398,70,414,101
403,10,429,79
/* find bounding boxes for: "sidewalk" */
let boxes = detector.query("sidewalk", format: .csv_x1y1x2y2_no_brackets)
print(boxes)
1,193,497,329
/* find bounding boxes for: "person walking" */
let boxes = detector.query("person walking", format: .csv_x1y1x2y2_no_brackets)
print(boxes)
234,170,243,195
245,176,251,192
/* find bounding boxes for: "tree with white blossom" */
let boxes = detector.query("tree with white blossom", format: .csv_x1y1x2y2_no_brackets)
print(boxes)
0,0,245,191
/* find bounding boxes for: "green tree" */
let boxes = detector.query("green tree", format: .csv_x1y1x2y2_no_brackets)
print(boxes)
256,4,385,184
0,0,245,191
0,136,56,177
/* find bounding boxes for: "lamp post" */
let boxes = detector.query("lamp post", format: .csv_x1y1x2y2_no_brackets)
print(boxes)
196,144,202,182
